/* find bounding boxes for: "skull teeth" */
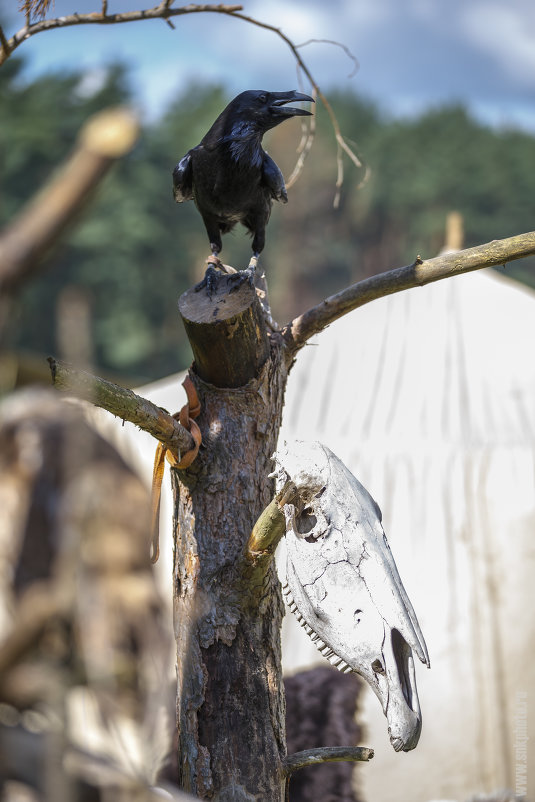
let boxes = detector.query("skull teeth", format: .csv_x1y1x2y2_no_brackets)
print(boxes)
329,655,344,667
284,590,354,674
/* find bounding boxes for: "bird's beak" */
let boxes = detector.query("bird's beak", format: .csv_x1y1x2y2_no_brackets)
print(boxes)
269,90,314,118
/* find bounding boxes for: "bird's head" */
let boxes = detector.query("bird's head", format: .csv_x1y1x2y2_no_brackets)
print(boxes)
227,89,314,134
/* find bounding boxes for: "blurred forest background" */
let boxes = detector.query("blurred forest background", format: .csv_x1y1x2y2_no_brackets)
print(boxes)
2,54,535,385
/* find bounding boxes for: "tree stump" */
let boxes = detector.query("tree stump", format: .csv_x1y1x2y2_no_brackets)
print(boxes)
175,271,288,800
178,272,270,388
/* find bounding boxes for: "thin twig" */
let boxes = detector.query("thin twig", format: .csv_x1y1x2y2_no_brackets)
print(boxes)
296,38,360,79
18,0,54,21
282,230,535,360
48,357,195,456
285,86,316,190
282,746,374,776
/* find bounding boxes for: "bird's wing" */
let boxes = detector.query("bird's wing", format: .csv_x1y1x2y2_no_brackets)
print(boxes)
172,150,194,202
261,152,288,203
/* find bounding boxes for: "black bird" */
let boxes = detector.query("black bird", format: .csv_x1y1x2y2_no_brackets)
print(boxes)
172,89,313,271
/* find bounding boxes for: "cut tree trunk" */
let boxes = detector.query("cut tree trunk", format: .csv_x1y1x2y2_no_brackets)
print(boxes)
174,273,289,801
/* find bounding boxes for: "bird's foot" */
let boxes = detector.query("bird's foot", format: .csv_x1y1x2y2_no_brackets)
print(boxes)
227,258,257,293
195,264,221,297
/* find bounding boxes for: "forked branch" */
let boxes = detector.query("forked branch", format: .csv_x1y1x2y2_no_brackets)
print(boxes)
282,230,535,360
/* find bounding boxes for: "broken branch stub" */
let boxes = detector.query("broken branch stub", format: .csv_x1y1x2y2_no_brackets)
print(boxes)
272,439,430,753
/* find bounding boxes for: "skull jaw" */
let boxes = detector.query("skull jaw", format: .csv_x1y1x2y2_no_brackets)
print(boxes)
284,563,424,752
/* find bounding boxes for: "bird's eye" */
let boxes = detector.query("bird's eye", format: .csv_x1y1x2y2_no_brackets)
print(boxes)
259,93,267,103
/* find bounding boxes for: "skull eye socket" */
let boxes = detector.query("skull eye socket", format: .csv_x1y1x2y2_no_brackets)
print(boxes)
296,506,317,536
371,658,385,675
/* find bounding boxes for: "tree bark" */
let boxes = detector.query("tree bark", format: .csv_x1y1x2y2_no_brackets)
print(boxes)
178,273,270,388
174,283,288,800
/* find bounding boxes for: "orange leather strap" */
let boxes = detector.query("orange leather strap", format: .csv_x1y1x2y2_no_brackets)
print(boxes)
150,377,202,563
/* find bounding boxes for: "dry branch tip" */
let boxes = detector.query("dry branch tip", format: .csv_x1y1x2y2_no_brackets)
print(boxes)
282,745,374,776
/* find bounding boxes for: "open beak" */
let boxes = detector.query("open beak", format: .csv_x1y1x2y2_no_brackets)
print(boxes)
269,90,314,118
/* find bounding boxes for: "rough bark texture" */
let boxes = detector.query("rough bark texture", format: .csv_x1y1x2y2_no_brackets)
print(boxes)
172,311,288,801
179,274,270,388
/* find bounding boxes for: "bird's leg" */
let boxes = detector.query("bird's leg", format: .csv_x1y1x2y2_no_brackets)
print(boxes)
207,248,224,271
227,252,257,293
195,248,224,297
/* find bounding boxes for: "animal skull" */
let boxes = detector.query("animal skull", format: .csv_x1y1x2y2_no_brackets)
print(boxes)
273,440,430,752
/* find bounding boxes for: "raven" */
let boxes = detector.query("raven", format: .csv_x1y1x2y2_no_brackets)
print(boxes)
172,89,313,269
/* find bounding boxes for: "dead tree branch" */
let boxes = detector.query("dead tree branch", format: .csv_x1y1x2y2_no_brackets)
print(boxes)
282,746,374,775
1,4,244,65
48,357,194,457
240,480,299,599
282,230,535,360
0,107,139,293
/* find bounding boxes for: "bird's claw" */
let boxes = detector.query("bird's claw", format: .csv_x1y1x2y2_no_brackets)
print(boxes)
228,261,256,293
195,264,221,298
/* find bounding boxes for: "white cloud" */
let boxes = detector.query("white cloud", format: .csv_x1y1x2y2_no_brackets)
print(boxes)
461,1,535,88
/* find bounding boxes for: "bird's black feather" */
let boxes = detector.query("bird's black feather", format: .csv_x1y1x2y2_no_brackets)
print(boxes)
172,89,313,258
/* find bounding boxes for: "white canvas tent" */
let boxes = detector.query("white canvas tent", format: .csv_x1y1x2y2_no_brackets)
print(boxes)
278,267,535,802
95,267,534,802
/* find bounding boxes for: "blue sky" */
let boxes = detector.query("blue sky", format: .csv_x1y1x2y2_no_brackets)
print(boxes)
2,0,535,130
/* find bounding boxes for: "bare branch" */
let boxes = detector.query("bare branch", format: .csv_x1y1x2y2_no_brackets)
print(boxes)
282,230,535,360
48,357,195,457
246,481,293,555
0,4,244,66
285,87,317,190
0,107,139,293
282,746,374,776
296,38,360,79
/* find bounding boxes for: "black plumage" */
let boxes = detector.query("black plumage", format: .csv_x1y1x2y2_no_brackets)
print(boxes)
173,89,313,262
